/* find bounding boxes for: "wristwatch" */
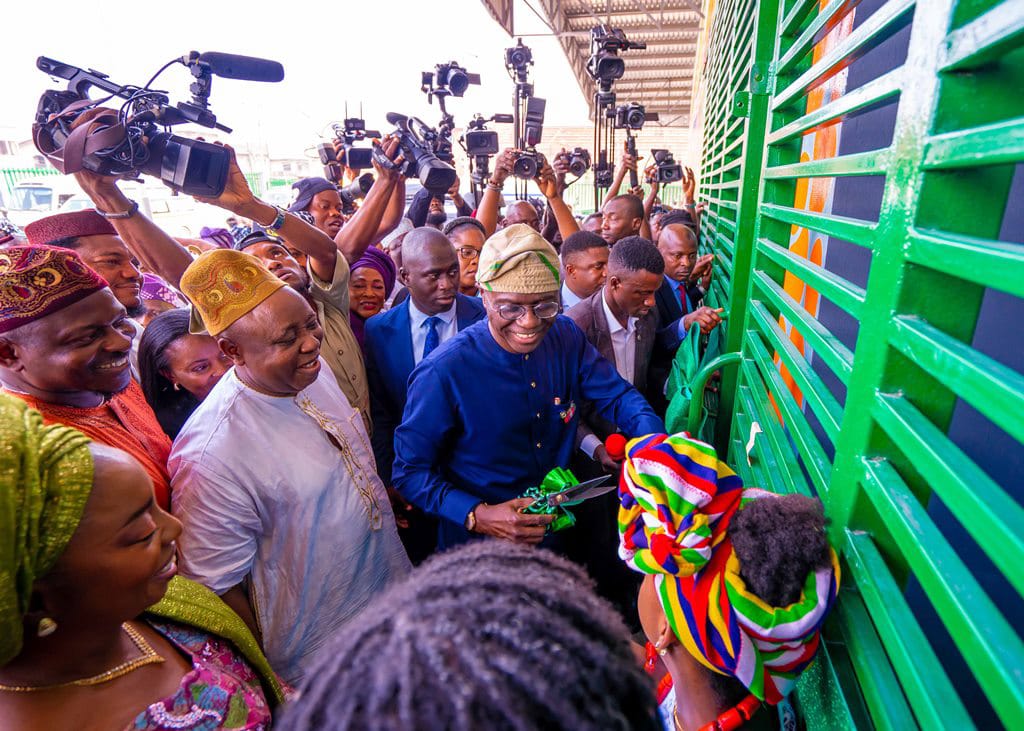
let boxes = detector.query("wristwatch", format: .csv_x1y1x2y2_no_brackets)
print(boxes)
465,503,480,532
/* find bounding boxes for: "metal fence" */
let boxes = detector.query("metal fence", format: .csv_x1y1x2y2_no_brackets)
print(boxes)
697,0,1024,727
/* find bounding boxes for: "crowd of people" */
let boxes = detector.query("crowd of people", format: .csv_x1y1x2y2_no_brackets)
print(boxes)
0,117,840,730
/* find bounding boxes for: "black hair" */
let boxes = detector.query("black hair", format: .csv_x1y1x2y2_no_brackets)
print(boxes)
609,236,665,276
42,235,82,250
278,541,661,731
561,230,608,263
233,231,286,252
605,194,645,220
729,494,831,608
660,209,696,230
442,216,485,238
137,309,200,439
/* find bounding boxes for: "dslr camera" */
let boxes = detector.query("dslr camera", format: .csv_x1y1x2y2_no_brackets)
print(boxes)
565,147,591,177
32,52,283,197
613,102,656,130
512,97,546,180
651,149,684,184
385,113,457,195
339,173,374,215
318,115,382,179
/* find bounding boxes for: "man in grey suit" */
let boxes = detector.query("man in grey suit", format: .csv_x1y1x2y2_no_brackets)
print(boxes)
564,236,677,625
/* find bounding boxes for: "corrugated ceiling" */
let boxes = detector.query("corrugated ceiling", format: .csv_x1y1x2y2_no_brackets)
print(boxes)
480,0,703,127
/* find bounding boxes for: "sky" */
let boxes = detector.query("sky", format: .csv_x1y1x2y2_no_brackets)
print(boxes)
5,0,593,159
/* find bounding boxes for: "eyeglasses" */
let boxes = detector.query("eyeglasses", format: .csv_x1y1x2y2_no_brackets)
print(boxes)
493,301,561,321
457,247,481,260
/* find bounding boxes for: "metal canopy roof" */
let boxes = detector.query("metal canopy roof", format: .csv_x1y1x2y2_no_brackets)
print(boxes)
480,0,702,127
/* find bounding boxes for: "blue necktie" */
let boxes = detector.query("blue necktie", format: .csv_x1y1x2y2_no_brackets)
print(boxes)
423,316,442,359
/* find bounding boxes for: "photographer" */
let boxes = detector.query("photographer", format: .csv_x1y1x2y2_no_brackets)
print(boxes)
70,108,406,425
407,175,472,228
603,141,653,242
477,148,579,244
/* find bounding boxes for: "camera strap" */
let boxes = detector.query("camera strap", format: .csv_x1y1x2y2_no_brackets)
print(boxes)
33,99,128,175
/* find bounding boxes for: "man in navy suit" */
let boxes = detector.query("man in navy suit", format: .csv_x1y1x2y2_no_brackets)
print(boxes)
365,228,486,563
649,223,722,413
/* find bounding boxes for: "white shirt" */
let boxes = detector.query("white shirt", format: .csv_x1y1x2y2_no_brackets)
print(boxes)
601,289,638,383
169,365,410,683
409,299,458,364
561,281,584,311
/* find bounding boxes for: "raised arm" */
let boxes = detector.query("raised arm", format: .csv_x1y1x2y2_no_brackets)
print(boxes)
333,136,404,264
534,156,580,242
477,148,516,237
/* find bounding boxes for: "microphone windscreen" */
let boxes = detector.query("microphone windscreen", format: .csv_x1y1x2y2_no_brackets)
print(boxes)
198,52,284,82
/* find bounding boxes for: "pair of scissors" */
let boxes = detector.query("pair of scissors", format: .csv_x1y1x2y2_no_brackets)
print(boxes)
538,474,617,508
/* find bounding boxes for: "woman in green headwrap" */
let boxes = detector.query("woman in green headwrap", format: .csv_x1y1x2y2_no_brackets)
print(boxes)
0,394,285,730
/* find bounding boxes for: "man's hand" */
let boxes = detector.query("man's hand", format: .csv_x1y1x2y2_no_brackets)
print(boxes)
372,135,405,184
192,142,260,216
473,498,554,545
386,486,413,530
618,148,641,175
683,306,724,335
683,166,697,203
628,184,644,198
644,164,660,190
688,253,714,290
491,148,516,186
534,156,561,200
552,148,570,195
447,174,462,199
593,445,622,475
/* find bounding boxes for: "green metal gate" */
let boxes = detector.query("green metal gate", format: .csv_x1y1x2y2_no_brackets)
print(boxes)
697,0,1024,727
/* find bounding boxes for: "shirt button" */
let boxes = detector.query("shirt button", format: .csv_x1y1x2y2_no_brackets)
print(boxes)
530,381,537,388
337,349,344,356
535,442,542,449
535,413,541,419
525,354,530,360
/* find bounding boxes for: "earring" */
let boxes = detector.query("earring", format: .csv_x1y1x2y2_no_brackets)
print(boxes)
654,640,667,657
37,617,57,637
173,382,181,391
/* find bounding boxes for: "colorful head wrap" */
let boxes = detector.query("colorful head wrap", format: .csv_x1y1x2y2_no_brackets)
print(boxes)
476,223,560,294
141,273,186,308
288,177,336,213
0,394,94,665
0,246,108,334
618,433,839,704
199,227,235,250
179,249,286,336
24,210,116,247
351,245,397,295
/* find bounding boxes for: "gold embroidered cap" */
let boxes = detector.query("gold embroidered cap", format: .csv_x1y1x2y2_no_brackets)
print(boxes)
476,223,561,294
179,249,286,336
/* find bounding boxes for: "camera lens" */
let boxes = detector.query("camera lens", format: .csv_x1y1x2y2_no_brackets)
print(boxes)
627,109,645,128
448,70,470,96
595,54,625,81
513,154,538,180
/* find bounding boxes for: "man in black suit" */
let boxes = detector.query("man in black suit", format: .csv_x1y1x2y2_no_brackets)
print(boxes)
565,236,676,624
649,223,722,413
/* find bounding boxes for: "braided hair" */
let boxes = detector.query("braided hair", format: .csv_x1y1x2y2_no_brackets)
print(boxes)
278,541,661,731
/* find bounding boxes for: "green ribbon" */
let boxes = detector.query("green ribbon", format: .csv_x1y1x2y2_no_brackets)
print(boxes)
520,466,579,532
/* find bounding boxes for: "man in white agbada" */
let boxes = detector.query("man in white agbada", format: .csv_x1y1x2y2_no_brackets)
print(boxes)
169,248,410,682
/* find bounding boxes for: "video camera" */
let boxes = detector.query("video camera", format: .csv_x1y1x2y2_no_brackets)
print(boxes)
588,25,646,101
651,149,684,184
32,52,283,197
385,113,457,195
318,113,382,180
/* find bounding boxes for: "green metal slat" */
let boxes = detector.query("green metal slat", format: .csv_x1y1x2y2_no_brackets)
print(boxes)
772,0,915,109
940,0,1024,71
768,67,903,145
745,333,832,494
755,237,867,317
735,358,808,495
873,392,1024,598
889,315,1024,445
905,228,1024,298
778,0,859,76
749,300,844,443
759,203,876,247
835,589,918,731
922,116,1024,168
763,149,888,178
780,0,821,38
752,272,855,383
859,459,1024,726
844,532,973,729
